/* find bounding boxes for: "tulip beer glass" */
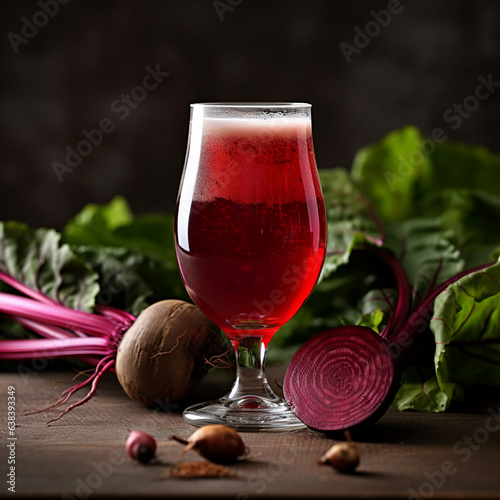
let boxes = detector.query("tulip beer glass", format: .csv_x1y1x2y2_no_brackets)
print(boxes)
175,103,326,430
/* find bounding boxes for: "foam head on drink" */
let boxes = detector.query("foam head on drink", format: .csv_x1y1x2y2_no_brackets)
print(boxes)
194,117,316,204
176,114,326,345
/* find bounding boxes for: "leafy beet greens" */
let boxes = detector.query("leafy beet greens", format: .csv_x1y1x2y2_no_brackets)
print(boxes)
275,126,500,412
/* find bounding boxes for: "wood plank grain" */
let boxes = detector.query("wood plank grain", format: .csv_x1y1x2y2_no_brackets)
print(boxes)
1,371,499,499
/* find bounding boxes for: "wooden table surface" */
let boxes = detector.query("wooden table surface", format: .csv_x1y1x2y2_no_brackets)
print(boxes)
1,369,500,500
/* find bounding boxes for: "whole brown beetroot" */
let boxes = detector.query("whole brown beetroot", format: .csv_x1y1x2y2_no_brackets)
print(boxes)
116,300,223,408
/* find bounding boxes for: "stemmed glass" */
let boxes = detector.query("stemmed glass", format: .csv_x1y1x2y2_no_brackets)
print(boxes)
174,103,326,430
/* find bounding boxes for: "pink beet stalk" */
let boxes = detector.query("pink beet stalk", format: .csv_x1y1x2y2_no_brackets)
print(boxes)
391,261,492,360
0,270,56,305
0,293,120,337
369,247,411,340
0,272,135,422
0,337,111,359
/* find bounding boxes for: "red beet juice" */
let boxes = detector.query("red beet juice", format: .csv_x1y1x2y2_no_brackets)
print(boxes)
175,117,326,346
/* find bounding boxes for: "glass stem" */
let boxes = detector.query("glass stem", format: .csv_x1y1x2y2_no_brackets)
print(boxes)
226,335,280,402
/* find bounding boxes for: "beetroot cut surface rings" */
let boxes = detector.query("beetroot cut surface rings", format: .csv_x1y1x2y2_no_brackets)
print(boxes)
283,325,399,431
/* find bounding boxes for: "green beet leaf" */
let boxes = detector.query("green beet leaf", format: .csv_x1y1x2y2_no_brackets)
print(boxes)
392,365,451,412
429,141,500,198
357,287,397,333
62,196,185,308
0,221,99,312
351,126,433,222
385,218,464,306
319,168,383,280
72,246,187,316
62,195,134,247
431,258,500,402
425,189,500,268
63,195,177,263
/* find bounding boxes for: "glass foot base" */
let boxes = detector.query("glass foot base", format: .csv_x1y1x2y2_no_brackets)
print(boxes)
183,395,307,431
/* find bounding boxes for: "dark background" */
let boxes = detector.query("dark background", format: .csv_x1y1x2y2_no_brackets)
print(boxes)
1,0,499,229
